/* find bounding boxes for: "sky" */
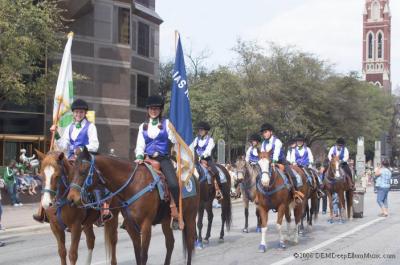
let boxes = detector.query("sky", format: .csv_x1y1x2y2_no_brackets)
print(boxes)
156,0,400,90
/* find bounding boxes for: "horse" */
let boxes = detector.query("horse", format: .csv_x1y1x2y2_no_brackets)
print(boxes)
195,163,232,249
67,147,199,265
235,159,261,233
298,167,320,234
36,150,119,265
256,151,308,252
323,155,353,223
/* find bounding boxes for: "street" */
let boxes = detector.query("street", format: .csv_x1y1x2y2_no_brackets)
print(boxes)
0,187,399,265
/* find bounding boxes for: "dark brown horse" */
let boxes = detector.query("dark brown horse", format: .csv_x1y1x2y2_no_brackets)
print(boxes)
256,151,307,252
235,159,261,233
323,156,353,223
67,148,199,265
36,151,119,265
195,163,232,249
299,167,320,234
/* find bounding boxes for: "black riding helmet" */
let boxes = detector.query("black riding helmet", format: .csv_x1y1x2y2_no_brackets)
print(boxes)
71,99,89,111
146,95,165,109
249,133,261,142
336,137,345,145
295,134,305,142
197,121,211,131
260,123,274,133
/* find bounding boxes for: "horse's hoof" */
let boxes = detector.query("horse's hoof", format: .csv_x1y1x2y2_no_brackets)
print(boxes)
258,244,267,253
279,242,286,249
218,238,224,243
195,240,204,250
298,229,304,236
203,239,209,244
256,227,261,233
327,219,334,224
339,219,345,224
242,228,249,233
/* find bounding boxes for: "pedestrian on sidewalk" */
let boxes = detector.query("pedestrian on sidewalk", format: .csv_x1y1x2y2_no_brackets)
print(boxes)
3,160,22,206
374,159,391,217
0,177,5,247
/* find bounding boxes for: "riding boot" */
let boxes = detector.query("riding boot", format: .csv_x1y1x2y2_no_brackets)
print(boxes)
32,205,48,223
213,177,223,201
169,196,180,230
311,169,325,198
101,202,113,223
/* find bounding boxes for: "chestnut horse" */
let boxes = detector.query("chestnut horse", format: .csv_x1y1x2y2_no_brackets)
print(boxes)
324,155,353,223
256,151,308,252
36,151,119,265
195,164,232,249
67,148,199,265
235,159,261,233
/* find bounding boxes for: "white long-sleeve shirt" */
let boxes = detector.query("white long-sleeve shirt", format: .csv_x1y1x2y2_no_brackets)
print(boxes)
328,145,349,162
190,135,215,159
55,119,99,153
288,146,314,165
260,135,283,162
135,119,177,158
286,148,295,163
245,146,259,163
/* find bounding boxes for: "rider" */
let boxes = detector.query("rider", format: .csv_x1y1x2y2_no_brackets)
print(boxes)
33,99,110,223
259,123,303,201
190,121,223,198
245,133,261,165
327,137,355,190
134,95,180,228
286,138,296,163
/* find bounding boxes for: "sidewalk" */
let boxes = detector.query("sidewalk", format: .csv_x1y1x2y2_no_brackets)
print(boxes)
0,203,49,235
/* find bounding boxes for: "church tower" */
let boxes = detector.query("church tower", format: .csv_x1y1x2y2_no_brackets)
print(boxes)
362,0,392,92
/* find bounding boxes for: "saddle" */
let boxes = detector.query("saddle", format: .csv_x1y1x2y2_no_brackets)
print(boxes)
144,158,170,202
199,160,223,200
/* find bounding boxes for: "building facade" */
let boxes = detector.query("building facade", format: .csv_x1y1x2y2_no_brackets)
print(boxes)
362,0,392,92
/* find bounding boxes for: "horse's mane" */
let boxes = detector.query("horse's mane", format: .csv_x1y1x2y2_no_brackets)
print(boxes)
91,152,133,168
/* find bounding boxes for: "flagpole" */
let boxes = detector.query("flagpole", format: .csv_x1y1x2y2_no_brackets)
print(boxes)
174,30,185,230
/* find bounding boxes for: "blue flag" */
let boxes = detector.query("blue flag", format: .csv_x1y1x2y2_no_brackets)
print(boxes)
169,36,193,145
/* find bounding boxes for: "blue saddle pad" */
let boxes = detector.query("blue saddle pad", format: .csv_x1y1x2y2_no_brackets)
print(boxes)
216,166,228,184
292,169,303,188
182,175,197,199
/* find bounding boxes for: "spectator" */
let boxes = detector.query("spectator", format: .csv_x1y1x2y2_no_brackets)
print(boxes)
3,160,22,206
374,159,391,217
332,192,339,217
0,177,5,247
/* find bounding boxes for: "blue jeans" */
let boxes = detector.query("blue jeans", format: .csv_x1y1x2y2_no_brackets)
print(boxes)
376,187,389,208
7,183,21,205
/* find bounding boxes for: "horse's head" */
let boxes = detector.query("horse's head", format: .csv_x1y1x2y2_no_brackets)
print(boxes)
37,150,68,209
235,159,246,181
258,151,272,187
67,147,94,205
329,155,341,179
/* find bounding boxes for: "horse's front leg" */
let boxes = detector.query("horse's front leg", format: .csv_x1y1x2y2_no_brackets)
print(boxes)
256,207,261,233
83,225,95,265
161,217,174,265
196,201,205,249
69,223,83,265
50,222,67,265
276,204,287,248
327,191,334,223
204,199,214,244
338,191,346,223
243,197,249,233
258,202,269,252
140,219,153,265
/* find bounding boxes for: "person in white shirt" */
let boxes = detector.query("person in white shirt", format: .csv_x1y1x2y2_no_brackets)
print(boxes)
327,138,355,190
134,95,180,228
245,133,261,165
286,139,296,164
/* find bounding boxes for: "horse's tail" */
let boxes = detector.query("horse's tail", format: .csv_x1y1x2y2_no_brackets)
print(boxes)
345,189,353,218
104,222,112,264
221,182,232,231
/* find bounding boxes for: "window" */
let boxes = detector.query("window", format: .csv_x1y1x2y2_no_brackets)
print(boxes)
138,22,150,57
377,32,383,59
118,7,130,45
368,33,373,59
136,0,150,7
137,74,149,108
371,1,380,20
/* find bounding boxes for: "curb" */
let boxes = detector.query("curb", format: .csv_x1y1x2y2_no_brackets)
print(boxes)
0,224,50,236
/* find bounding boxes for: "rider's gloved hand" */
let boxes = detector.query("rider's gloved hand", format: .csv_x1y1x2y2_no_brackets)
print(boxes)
135,155,144,164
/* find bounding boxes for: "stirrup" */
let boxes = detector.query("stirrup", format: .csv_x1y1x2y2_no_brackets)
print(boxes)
294,191,304,203
216,189,223,201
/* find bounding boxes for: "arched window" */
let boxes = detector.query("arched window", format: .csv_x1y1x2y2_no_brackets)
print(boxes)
371,1,381,20
368,33,374,59
377,32,383,59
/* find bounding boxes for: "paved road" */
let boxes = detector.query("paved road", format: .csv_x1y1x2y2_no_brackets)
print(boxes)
0,187,399,265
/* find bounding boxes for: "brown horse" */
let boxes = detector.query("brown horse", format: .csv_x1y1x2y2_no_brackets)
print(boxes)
256,151,306,252
36,151,119,265
323,156,353,223
298,167,320,234
67,147,199,265
235,159,261,233
195,163,232,249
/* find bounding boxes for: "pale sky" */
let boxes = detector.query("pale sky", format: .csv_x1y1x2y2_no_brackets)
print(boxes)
157,0,400,90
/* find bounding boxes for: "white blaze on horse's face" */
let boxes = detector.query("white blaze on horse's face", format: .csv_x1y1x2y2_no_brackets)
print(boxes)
335,159,340,178
237,170,244,180
41,166,55,209
258,158,270,186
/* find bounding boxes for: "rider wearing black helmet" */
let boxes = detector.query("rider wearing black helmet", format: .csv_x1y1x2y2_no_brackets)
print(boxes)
328,138,355,190
246,133,261,165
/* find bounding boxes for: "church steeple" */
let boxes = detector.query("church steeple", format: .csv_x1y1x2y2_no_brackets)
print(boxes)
362,0,392,93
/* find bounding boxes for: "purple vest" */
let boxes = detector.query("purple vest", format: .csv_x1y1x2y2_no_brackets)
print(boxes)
143,119,169,156
68,121,90,158
249,147,259,163
333,146,345,160
262,136,285,162
195,136,210,157
295,146,310,167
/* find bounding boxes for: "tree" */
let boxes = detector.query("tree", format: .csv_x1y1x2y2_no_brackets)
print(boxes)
0,0,65,108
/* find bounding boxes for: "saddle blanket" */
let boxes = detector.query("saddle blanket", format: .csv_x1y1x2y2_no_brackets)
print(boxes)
182,175,197,199
292,169,303,188
216,166,228,184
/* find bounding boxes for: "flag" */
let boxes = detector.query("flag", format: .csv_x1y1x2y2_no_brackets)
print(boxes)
169,35,194,184
53,32,74,137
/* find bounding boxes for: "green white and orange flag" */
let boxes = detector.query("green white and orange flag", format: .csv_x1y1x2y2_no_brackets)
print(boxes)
53,32,74,137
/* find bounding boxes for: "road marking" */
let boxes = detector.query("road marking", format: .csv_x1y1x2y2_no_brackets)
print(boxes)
271,217,385,265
